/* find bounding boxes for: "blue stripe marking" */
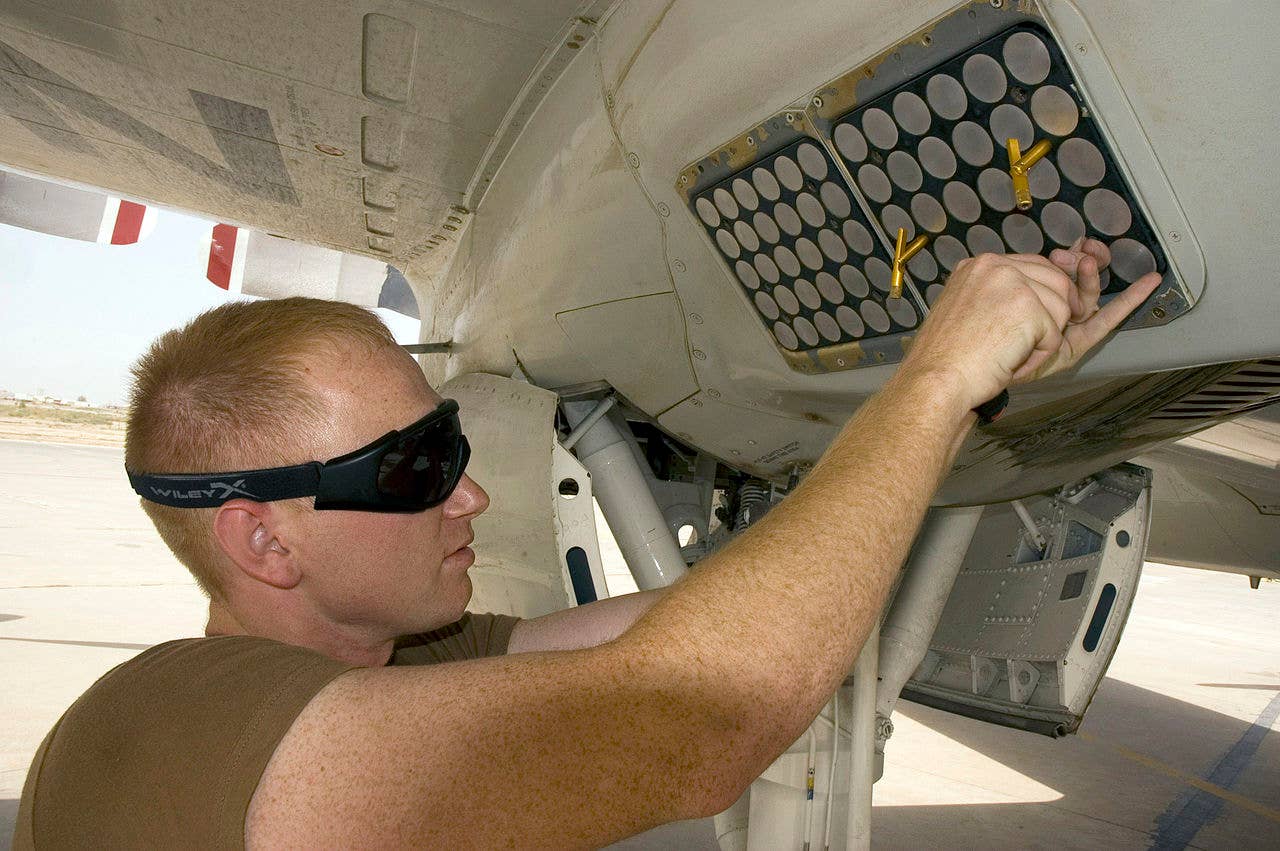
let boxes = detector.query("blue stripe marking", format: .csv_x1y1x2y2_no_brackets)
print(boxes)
1149,688,1280,850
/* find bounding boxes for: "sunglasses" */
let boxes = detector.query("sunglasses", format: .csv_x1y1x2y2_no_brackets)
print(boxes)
128,400,471,513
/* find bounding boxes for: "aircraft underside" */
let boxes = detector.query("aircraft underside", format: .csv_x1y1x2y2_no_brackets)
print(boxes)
2,1,1276,847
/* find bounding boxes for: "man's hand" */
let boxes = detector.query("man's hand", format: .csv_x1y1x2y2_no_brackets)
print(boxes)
904,238,1162,412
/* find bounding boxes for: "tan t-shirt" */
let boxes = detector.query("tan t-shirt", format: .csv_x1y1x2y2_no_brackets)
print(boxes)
14,612,519,850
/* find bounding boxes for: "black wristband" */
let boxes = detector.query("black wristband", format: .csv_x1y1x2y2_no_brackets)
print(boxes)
973,389,1010,425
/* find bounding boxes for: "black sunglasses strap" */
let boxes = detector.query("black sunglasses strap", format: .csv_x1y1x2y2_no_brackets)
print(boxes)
128,463,322,508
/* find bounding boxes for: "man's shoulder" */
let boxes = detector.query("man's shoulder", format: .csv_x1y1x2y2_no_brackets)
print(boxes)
392,610,521,666
17,635,356,850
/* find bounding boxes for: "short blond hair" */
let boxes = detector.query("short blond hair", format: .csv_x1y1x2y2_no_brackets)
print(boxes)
126,297,403,599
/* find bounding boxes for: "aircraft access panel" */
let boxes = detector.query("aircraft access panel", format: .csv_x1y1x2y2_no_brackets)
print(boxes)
678,3,1197,375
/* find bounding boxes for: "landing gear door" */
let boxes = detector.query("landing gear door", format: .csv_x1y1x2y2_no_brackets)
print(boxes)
903,465,1152,736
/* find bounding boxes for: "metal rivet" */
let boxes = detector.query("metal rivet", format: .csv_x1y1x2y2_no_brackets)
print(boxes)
679,175,689,185
606,94,614,107
657,202,671,216
811,95,824,108
627,152,641,168
708,388,721,398
747,439,757,446
689,312,702,324
673,259,687,273
836,358,846,367
921,34,933,47
785,113,796,123
731,449,741,455
1076,43,1087,54
747,136,756,146
692,349,707,360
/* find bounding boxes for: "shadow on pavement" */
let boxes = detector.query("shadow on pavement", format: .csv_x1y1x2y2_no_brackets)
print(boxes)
877,677,1280,850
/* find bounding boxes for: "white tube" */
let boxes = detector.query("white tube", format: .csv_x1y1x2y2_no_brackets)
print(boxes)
822,692,839,851
804,728,817,851
561,395,615,450
845,632,878,851
1011,498,1047,554
561,404,687,589
875,506,984,723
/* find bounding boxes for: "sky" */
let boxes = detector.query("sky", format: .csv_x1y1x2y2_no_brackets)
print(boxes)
0,211,419,406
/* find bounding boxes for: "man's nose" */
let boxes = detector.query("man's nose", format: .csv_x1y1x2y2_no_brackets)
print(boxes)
444,474,489,518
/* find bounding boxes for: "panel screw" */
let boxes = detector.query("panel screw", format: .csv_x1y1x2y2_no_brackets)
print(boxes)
692,348,707,360
785,112,796,123
811,95,824,109
1152,306,1167,319
1169,231,1182,242
673,259,687,272
1076,43,1087,54
627,152,640,168
836,358,846,366
691,398,703,407
747,439,757,445
657,202,671,216
679,175,688,185
689,311,702,323
606,94,614,107
990,0,1004,8
747,136,756,146
708,388,721,398
730,449,741,456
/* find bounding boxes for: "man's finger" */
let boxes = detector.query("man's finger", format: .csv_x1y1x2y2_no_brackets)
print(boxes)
1067,271,1162,352
1020,276,1074,330
992,255,1074,303
1072,253,1102,320
1079,237,1112,271
1011,318,1065,382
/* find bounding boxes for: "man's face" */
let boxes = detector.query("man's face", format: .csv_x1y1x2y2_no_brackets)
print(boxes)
284,345,489,638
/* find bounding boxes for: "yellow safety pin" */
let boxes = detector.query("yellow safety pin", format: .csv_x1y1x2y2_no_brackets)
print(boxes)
1006,137,1053,211
890,227,928,299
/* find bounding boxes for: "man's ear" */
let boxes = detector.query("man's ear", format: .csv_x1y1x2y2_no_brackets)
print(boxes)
212,500,301,590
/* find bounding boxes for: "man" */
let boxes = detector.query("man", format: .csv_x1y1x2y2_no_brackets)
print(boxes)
15,242,1158,848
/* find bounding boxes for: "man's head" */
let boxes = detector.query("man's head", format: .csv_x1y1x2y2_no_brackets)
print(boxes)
126,298,488,642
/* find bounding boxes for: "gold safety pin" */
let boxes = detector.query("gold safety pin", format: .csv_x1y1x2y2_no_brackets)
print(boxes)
1006,137,1053,211
890,228,928,299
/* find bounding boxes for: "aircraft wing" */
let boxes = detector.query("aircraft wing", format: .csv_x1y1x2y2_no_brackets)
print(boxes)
1135,401,1280,582
0,167,153,244
203,224,419,318
0,0,606,271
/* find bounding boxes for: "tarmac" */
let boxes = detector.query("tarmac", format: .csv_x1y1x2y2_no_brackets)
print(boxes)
2,438,1277,849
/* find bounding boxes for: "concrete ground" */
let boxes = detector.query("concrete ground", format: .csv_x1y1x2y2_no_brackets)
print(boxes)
2,439,1277,849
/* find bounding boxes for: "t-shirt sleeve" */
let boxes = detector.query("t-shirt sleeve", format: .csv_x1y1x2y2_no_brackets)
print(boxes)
391,611,521,666
16,636,355,851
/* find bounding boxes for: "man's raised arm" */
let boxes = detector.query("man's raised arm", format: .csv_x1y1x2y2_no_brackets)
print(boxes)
246,248,1159,848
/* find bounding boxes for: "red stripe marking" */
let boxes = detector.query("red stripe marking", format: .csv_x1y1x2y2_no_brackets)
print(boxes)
206,223,237,290
110,200,147,245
